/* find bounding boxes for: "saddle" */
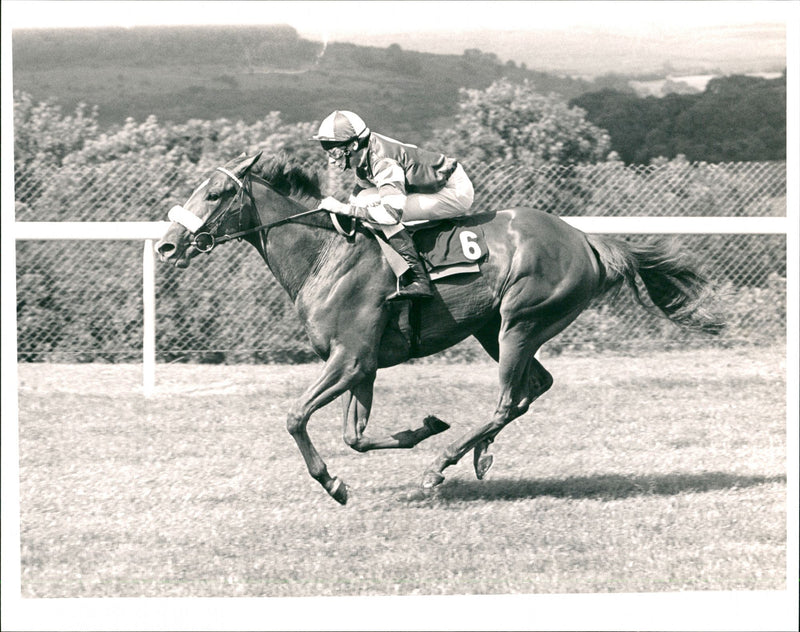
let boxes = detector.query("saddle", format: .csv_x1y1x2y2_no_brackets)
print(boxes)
407,220,488,279
331,217,489,355
345,218,488,281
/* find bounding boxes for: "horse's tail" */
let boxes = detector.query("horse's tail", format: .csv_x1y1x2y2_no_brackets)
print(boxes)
586,234,724,335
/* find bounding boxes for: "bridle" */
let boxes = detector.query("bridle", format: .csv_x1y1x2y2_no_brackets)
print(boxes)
168,167,326,254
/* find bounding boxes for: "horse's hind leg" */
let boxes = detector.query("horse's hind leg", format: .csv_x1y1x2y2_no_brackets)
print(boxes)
473,315,501,362
471,316,501,478
423,323,553,488
475,356,553,479
342,378,450,452
467,299,586,482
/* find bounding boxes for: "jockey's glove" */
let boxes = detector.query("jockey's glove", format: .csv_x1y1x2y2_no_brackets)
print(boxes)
318,196,372,219
318,196,351,215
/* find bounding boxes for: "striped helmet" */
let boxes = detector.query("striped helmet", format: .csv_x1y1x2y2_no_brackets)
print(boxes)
312,110,369,144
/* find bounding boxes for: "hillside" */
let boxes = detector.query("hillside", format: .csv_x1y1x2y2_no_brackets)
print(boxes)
344,24,786,77
12,25,603,142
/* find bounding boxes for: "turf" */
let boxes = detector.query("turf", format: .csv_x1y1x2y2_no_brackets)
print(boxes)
16,347,787,597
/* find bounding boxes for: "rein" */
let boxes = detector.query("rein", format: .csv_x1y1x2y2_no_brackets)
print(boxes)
170,168,329,253
203,206,328,248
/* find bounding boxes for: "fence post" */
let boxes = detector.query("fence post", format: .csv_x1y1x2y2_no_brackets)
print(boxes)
142,239,156,397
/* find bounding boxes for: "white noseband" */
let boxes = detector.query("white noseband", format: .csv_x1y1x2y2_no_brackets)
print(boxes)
168,205,205,233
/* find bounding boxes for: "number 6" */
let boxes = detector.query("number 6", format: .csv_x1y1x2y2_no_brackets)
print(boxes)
459,230,482,260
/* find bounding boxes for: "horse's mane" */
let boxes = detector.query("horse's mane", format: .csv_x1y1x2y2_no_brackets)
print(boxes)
251,154,322,209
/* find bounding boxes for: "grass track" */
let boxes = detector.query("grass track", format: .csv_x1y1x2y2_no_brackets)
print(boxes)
17,347,787,597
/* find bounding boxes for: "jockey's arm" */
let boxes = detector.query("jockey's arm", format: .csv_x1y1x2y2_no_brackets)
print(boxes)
319,193,404,225
321,158,407,225
349,183,367,204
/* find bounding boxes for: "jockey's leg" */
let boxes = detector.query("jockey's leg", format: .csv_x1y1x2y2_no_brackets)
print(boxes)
380,168,474,300
353,190,432,302
401,164,475,222
382,228,433,302
380,177,480,301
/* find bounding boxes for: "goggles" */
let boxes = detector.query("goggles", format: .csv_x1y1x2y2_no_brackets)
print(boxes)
325,146,349,161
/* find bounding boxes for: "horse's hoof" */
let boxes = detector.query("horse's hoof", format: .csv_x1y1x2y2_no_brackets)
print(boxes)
423,415,450,435
474,453,494,480
328,477,348,505
422,469,445,489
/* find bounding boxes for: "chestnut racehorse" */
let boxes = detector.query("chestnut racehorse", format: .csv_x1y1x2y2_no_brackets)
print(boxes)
155,153,721,504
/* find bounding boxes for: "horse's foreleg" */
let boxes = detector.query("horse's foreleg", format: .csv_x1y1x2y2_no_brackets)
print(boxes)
341,378,374,450
287,352,368,505
342,379,450,452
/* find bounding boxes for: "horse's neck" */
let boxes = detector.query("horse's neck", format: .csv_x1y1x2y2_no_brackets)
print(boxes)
266,224,340,301
250,189,338,302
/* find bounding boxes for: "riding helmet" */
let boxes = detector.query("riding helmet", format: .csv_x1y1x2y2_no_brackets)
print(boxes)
312,110,370,146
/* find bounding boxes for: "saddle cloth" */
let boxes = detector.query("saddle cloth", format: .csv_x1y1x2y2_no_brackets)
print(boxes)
374,220,488,281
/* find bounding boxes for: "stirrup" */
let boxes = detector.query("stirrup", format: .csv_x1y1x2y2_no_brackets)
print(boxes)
386,285,433,302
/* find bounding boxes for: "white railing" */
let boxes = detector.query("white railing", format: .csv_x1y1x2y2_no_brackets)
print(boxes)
15,221,170,397
13,216,789,397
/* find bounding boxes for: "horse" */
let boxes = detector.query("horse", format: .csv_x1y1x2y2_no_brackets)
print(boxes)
155,152,722,505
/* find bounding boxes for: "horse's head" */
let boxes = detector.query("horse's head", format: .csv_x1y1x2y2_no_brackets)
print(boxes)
156,152,262,267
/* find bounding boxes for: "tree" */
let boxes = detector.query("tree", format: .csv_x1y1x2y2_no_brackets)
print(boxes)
13,91,99,170
431,78,611,168
572,73,786,164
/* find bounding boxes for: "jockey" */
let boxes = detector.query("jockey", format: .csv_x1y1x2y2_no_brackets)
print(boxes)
313,110,474,302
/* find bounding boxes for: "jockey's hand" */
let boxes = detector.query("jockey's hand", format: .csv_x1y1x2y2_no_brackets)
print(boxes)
318,196,350,215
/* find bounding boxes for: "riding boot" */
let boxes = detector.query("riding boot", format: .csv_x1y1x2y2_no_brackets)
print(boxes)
384,228,434,302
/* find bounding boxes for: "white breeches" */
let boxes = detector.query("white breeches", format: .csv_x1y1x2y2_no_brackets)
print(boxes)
404,163,475,221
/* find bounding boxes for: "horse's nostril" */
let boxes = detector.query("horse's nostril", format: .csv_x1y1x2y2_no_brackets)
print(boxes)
156,242,176,258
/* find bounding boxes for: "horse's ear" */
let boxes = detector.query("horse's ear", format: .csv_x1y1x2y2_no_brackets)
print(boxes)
237,151,263,175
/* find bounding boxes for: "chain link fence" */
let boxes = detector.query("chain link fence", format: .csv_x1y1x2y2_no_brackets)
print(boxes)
15,159,787,363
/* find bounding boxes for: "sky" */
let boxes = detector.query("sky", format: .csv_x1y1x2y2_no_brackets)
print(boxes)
3,0,794,36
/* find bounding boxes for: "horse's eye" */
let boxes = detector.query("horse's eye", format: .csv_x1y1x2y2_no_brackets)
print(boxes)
207,191,221,201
